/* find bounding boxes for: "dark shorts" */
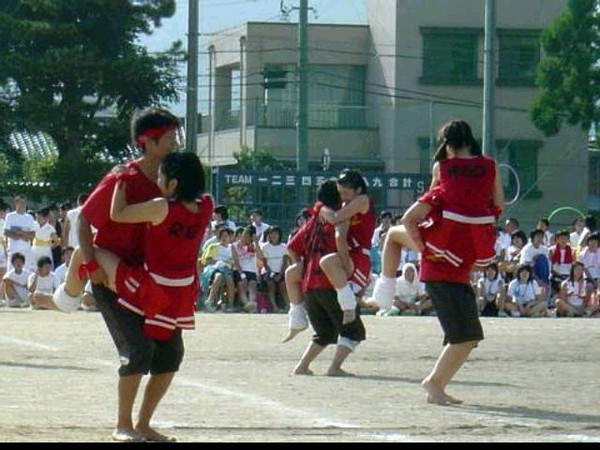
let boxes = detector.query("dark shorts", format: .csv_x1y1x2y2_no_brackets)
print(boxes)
305,289,366,347
425,281,484,345
93,284,185,377
233,270,258,284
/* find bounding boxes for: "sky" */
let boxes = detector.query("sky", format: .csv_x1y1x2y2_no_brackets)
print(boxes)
139,0,368,116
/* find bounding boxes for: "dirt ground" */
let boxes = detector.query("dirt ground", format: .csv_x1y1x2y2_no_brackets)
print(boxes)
1,307,600,443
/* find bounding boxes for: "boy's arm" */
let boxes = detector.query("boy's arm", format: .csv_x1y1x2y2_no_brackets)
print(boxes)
110,180,168,225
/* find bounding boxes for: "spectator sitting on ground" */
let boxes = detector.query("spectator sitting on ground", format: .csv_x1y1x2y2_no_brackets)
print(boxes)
548,229,574,294
2,252,32,308
505,264,548,318
379,262,432,316
28,256,59,310
211,204,236,232
555,261,593,317
578,232,600,286
476,262,506,317
232,225,262,313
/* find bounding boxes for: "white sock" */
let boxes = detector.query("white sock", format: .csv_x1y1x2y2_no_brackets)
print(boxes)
336,285,356,311
373,275,396,311
289,301,308,329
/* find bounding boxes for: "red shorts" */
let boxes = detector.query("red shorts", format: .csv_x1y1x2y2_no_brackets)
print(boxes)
115,263,197,340
348,248,372,294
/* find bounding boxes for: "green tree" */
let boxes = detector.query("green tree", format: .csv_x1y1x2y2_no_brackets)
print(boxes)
233,145,286,170
530,0,600,136
0,0,183,198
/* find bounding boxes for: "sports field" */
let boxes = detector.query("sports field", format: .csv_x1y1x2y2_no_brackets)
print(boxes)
1,308,599,442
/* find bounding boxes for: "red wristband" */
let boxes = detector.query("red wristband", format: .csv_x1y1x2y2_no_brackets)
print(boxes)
77,260,100,281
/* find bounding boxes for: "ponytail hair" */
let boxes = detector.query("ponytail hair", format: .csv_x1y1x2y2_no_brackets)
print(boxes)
433,119,481,162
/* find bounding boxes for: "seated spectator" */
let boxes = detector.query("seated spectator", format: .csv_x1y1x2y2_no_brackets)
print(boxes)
199,227,236,312
548,229,574,295
499,230,527,283
28,256,59,310
555,261,594,317
379,262,432,316
2,252,32,308
519,229,550,267
476,262,506,317
259,226,289,312
536,217,555,247
570,217,585,251
578,232,600,285
505,264,548,317
232,225,262,313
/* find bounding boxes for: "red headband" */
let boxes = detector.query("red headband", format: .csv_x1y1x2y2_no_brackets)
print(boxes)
135,125,177,147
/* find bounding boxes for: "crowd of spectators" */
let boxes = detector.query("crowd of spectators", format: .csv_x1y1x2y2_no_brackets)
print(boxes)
3,192,600,320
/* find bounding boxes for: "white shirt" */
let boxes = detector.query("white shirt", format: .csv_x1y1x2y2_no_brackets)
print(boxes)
578,247,600,279
478,276,504,302
3,268,32,301
28,271,58,295
65,207,81,249
561,279,586,308
54,263,69,284
260,242,287,274
394,263,425,305
253,222,270,242
570,231,583,249
507,279,540,305
3,211,35,256
519,243,549,265
236,243,258,274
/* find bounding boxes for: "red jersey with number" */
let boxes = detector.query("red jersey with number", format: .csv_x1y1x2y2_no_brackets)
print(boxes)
438,155,496,216
144,194,214,280
81,160,161,266
347,198,377,252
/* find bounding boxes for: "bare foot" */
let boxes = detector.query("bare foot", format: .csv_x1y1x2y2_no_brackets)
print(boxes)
342,310,356,325
111,428,145,442
443,393,463,404
292,367,314,375
281,326,308,343
326,368,355,377
134,426,177,442
421,379,449,405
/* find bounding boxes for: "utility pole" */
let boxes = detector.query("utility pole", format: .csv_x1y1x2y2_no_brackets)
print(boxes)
185,0,199,154
482,0,496,156
296,0,309,171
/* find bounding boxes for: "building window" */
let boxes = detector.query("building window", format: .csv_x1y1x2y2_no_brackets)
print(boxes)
420,27,481,86
262,64,368,129
498,30,541,86
496,139,543,199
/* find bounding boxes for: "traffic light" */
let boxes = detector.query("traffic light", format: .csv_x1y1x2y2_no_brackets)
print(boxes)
263,69,287,89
